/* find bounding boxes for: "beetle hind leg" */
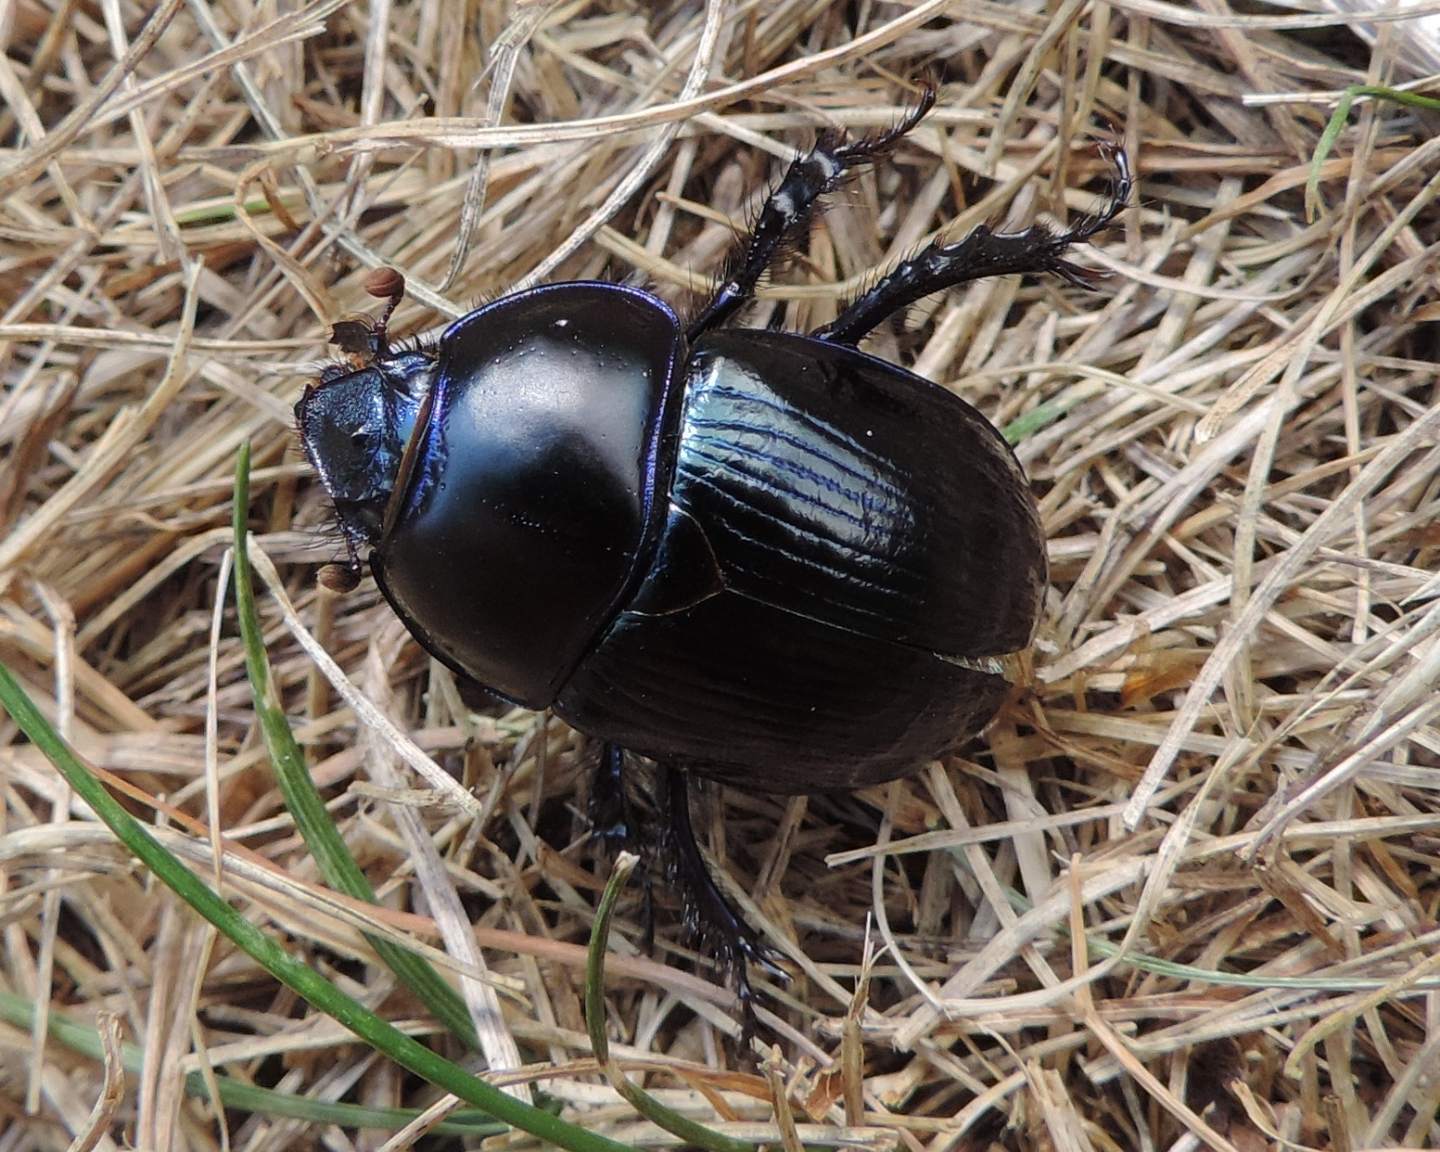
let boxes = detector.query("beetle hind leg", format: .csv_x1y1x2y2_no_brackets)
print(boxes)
687,87,936,341
814,140,1132,345
589,753,780,1045
661,764,786,1050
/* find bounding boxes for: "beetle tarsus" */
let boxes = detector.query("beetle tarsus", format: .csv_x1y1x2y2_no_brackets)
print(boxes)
814,139,1132,345
661,764,785,1050
686,86,937,341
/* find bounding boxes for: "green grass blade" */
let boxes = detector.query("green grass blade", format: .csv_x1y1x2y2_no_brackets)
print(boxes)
0,989,504,1135
0,646,630,1151
1002,398,1067,445
1308,84,1440,221
585,853,760,1152
231,442,479,1051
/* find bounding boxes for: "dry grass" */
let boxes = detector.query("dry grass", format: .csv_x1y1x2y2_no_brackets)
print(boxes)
3,1,1440,1149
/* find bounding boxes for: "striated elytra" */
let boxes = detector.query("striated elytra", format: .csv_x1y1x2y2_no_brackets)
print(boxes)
296,95,1129,1037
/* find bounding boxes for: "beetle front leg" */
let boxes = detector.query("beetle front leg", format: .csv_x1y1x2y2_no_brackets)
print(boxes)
687,87,936,341
814,141,1131,345
660,764,785,1050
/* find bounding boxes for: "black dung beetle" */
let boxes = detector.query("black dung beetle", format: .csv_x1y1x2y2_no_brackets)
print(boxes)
297,94,1130,1039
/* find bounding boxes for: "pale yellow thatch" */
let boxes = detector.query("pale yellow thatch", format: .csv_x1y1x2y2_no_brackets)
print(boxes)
2,2,1438,1150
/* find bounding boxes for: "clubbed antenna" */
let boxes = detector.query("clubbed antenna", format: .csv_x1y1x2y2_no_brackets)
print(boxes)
329,266,409,362
364,266,406,351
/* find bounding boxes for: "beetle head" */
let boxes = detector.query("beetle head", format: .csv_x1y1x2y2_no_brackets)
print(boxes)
295,349,435,570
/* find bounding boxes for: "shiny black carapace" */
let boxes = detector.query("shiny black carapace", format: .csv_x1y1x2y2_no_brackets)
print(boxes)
297,95,1130,1037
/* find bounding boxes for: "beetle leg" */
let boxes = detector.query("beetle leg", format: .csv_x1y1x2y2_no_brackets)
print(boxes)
588,742,633,847
588,743,660,949
660,764,785,1050
639,864,657,956
686,87,936,341
814,141,1132,345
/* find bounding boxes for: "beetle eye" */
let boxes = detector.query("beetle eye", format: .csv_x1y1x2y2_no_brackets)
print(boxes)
350,428,379,450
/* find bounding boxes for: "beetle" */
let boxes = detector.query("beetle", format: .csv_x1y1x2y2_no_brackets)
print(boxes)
296,93,1130,1039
